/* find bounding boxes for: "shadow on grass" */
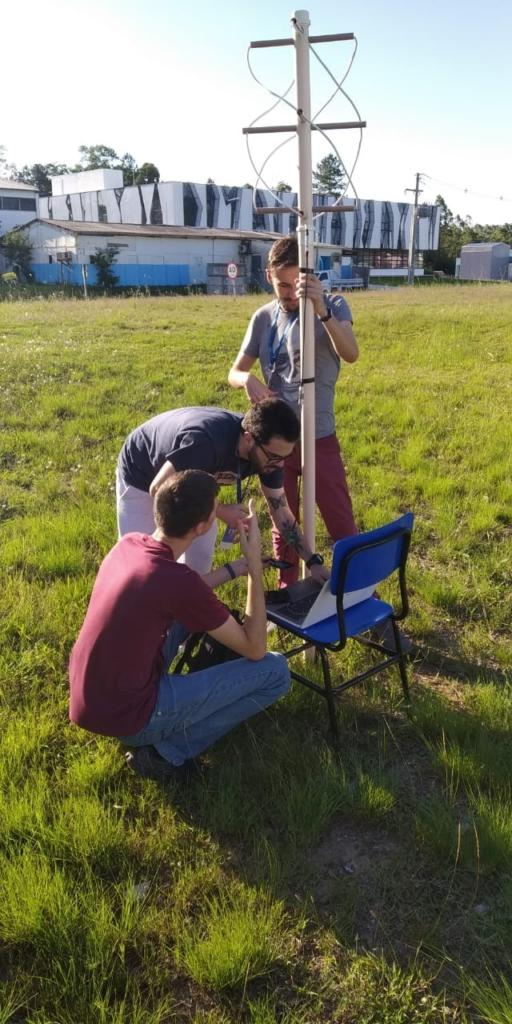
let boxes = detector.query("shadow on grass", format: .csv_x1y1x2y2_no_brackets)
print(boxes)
141,674,512,992
411,628,511,688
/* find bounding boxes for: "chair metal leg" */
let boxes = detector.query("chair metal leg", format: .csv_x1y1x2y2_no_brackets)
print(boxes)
391,619,410,701
316,646,340,744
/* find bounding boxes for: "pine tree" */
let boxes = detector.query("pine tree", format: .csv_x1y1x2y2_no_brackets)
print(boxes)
312,155,346,197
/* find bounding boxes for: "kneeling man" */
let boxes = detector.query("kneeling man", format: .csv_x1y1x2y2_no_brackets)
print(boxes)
69,470,290,780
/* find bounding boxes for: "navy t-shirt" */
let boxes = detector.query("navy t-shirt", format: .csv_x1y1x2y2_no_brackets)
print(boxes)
118,407,283,492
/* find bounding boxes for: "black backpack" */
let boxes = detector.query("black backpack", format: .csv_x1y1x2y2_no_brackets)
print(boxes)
173,610,244,674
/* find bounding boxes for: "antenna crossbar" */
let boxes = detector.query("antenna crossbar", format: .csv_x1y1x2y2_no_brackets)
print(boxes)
250,32,354,48
243,120,365,135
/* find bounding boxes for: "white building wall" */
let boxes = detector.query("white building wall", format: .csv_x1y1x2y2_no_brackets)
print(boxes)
70,194,83,220
27,224,271,271
38,177,440,251
99,189,121,221
51,169,123,195
0,186,39,235
158,182,183,225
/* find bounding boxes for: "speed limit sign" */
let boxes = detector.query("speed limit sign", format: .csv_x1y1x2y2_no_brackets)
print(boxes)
227,261,238,279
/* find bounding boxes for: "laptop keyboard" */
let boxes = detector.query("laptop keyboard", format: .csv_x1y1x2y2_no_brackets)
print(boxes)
276,592,318,623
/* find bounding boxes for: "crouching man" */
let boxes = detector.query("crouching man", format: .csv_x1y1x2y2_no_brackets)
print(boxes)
69,470,290,781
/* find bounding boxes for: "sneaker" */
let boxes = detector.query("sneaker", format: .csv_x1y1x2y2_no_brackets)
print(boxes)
369,620,413,655
125,745,199,782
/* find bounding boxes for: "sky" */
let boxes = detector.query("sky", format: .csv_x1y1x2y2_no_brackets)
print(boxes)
3,0,512,225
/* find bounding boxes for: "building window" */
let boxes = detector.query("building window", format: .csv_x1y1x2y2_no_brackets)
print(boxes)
0,196,36,211
98,204,108,223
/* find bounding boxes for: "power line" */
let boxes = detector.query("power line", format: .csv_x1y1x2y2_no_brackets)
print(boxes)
423,173,512,207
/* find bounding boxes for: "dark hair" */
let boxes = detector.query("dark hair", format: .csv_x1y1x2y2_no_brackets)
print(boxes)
242,397,299,446
154,470,218,538
267,234,298,270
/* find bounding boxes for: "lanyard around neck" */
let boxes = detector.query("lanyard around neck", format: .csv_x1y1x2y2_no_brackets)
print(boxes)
268,304,298,370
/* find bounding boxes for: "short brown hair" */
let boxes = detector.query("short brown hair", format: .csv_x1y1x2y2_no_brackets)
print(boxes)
267,234,298,270
154,470,218,538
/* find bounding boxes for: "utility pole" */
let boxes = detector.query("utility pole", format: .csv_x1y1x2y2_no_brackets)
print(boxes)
406,172,423,286
243,11,365,566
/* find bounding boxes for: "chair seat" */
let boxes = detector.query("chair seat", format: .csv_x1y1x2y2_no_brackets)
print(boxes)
267,596,394,645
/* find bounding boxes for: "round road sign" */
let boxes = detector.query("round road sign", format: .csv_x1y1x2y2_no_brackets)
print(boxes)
227,261,238,279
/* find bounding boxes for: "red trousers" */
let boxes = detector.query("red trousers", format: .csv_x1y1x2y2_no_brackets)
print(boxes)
272,433,358,586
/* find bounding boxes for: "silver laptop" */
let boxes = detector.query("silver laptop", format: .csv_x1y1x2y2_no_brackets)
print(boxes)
266,576,374,629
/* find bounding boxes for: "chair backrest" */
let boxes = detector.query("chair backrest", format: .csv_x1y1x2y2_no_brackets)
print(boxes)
330,513,414,598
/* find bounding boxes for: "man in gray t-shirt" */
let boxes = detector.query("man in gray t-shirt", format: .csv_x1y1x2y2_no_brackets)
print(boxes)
228,234,359,586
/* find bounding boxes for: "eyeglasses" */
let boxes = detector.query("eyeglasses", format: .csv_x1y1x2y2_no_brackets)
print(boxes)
256,441,289,465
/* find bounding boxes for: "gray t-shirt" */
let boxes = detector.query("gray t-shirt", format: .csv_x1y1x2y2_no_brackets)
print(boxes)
241,295,352,439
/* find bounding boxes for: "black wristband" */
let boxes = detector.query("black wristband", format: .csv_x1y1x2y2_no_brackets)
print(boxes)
306,552,324,569
225,562,236,580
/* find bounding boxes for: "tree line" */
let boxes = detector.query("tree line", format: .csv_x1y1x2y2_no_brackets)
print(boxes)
0,144,160,195
426,195,512,274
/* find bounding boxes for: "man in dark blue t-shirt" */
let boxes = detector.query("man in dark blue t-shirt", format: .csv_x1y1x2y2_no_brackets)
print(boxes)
116,398,329,581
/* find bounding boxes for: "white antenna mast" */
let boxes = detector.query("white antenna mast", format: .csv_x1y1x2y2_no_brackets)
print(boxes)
244,11,364,568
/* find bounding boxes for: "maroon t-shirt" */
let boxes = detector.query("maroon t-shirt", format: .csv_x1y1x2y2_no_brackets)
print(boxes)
69,533,230,737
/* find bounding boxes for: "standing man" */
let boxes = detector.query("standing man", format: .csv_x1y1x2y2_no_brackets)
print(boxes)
116,398,329,582
228,234,359,586
70,470,290,781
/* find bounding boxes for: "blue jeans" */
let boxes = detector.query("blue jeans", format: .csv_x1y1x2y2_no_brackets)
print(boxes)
120,624,290,765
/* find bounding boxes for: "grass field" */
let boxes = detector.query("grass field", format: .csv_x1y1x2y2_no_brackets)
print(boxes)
0,283,511,1022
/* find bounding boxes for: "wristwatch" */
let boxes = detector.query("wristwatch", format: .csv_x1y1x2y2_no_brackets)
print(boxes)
319,309,332,323
306,552,324,568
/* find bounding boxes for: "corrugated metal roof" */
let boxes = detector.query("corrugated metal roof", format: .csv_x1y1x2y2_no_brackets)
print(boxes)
0,178,39,191
34,219,279,242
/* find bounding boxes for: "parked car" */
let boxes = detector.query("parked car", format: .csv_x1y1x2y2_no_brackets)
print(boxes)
317,269,343,290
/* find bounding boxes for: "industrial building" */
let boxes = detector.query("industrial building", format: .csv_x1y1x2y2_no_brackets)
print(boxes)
458,242,511,282
3,169,441,289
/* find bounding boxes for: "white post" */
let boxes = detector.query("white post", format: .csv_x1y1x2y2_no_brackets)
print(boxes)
407,172,422,286
81,262,88,300
293,9,316,571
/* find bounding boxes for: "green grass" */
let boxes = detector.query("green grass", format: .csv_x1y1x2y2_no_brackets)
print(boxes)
0,284,511,1020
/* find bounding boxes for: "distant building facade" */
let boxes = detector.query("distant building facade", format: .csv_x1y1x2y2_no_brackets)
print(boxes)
37,171,440,277
21,219,277,293
0,179,39,234
7,170,440,288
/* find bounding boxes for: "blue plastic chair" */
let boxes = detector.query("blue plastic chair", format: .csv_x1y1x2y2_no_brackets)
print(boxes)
267,513,414,741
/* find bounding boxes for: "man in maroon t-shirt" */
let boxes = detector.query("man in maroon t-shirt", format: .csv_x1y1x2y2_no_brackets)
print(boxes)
69,470,290,781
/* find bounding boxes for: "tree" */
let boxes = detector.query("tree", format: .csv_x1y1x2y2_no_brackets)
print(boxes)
0,145,17,181
13,163,72,195
135,163,160,185
118,152,138,186
78,145,136,184
77,145,161,185
274,181,292,192
0,230,33,278
312,154,346,197
90,245,120,291
78,144,120,170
